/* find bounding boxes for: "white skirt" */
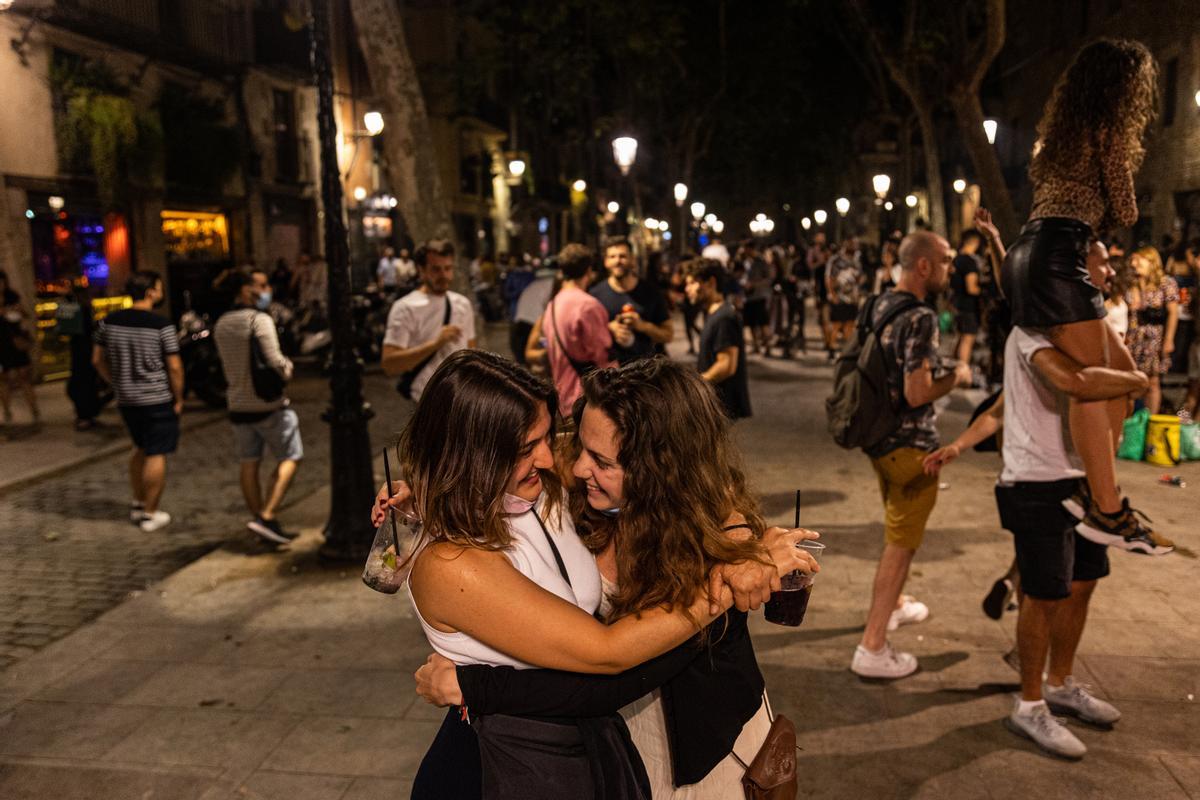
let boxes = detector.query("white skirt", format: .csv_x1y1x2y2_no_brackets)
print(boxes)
620,689,772,799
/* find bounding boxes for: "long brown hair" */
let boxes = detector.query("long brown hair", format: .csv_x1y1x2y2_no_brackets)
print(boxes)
570,358,766,624
1031,38,1157,183
399,349,563,552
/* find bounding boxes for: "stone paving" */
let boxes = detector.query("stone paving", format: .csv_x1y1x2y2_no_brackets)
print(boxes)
0,367,417,671
0,321,1198,799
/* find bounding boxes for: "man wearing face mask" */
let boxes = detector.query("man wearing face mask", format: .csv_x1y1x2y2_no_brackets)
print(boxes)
214,267,303,544
93,271,184,532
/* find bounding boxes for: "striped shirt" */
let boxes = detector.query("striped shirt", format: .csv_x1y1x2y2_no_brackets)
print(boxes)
213,308,293,414
94,309,179,407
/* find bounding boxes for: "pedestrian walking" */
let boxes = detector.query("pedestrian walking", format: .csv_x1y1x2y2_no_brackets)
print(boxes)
57,278,109,430
849,231,972,680
92,270,183,532
1126,246,1179,415
806,232,834,357
381,239,476,402
0,270,40,426
376,246,401,292
213,267,304,545
535,244,619,417
589,237,673,363
826,237,865,356
740,242,772,355
686,258,751,420
951,229,985,371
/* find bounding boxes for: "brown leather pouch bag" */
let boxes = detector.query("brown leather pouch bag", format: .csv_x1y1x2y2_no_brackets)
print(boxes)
733,696,798,799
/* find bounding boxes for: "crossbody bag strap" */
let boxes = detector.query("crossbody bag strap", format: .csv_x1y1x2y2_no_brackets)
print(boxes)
531,507,571,588
442,295,452,325
729,690,774,771
548,296,587,379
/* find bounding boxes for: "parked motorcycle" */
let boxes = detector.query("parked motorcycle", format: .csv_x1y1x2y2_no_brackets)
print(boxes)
177,304,228,409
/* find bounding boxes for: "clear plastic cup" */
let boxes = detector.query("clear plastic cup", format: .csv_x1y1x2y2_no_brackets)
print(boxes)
764,540,825,627
361,509,423,594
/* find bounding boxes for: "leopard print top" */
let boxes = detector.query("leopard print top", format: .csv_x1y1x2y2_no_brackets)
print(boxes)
1028,135,1138,232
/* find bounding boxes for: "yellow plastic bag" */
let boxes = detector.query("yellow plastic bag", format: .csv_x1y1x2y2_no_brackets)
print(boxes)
1144,414,1181,466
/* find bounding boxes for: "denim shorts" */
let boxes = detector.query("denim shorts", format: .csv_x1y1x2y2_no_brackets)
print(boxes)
231,408,303,462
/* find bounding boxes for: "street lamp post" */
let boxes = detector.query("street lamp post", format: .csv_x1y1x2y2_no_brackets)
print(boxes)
674,183,688,254
835,197,849,240
309,0,376,561
689,201,705,251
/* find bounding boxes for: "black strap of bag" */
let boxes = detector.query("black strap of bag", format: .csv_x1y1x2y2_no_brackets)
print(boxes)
396,296,451,399
248,311,286,402
548,296,597,380
531,508,571,588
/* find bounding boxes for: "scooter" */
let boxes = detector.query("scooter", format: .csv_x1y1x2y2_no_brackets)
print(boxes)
177,300,228,409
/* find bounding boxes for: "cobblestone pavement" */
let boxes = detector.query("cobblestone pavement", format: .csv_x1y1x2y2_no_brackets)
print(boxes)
0,367,418,670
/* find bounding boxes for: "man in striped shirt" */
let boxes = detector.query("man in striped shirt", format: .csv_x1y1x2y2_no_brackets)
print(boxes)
93,271,184,532
213,267,303,544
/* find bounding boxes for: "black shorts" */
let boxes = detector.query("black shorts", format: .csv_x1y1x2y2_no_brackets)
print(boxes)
995,479,1109,600
743,298,769,327
1001,217,1105,328
830,303,859,323
119,402,180,456
955,310,980,335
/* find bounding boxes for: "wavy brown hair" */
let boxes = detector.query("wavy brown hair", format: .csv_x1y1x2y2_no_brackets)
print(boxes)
568,358,767,625
399,349,563,555
1031,38,1157,181
1131,246,1166,291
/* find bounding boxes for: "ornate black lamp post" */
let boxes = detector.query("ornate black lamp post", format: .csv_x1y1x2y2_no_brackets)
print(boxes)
309,0,377,561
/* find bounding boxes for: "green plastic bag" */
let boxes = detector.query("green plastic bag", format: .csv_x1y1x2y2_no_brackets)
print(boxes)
1180,421,1200,461
938,310,954,334
1117,408,1150,461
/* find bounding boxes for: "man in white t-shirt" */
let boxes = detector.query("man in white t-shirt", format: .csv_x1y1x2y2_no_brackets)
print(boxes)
993,246,1147,759
381,239,476,401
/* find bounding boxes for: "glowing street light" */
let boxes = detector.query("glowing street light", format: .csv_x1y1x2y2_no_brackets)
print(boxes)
801,216,812,230
658,220,669,232
508,158,526,179
607,200,620,214
690,201,706,221
572,179,587,192
905,194,919,208
644,217,659,229
763,218,775,233
1195,90,1200,108
953,178,968,194
872,174,892,200
611,136,638,175
704,212,717,226
755,212,766,221
712,219,725,234
47,195,65,211
362,111,385,136
983,119,998,145
835,197,850,216
813,209,828,226
884,201,894,211
352,186,367,202
674,182,688,207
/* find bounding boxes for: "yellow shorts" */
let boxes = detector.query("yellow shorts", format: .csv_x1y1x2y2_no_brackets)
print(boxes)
870,447,939,550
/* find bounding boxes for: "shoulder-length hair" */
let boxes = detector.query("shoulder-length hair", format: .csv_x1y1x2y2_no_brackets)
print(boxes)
1031,38,1157,182
570,358,766,625
400,349,563,552
1132,246,1166,290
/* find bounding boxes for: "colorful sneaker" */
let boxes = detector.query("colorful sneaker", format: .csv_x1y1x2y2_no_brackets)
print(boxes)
982,577,1014,620
1043,677,1121,728
1005,699,1087,760
1061,480,1091,520
887,595,930,631
850,642,919,679
1076,500,1174,555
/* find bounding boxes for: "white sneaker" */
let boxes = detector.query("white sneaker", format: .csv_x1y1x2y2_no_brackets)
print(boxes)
139,510,172,532
1043,677,1121,728
1005,699,1087,760
887,595,930,631
129,502,148,524
850,642,918,679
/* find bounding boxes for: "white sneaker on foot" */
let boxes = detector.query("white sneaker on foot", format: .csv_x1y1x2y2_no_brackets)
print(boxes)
1043,677,1120,727
850,642,918,679
1005,698,1087,759
139,510,172,532
887,595,930,631
129,502,148,524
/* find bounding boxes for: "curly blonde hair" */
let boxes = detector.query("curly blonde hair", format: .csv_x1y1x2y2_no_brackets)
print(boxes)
1031,38,1158,180
1132,246,1166,291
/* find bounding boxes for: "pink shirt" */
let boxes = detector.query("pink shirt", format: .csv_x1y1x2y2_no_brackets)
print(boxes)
543,286,614,416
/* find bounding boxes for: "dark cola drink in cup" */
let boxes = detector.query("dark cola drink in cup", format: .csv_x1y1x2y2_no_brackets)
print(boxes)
764,540,825,627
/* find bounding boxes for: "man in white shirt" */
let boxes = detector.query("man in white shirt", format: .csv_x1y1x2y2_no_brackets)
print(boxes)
381,239,476,401
701,236,730,267
376,247,400,290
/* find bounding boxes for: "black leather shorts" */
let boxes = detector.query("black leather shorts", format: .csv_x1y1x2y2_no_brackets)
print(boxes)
1001,217,1105,328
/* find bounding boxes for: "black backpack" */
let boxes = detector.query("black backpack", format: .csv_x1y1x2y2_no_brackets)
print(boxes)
249,312,286,402
825,293,922,450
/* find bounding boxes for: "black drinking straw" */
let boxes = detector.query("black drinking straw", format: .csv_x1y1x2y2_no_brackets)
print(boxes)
383,447,401,553
794,489,801,529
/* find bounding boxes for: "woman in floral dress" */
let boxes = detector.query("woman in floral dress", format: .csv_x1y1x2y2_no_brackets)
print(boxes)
1126,246,1179,414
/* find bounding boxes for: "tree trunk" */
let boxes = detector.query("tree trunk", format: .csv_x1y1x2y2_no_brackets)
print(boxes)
912,103,947,235
348,0,450,245
951,89,1020,242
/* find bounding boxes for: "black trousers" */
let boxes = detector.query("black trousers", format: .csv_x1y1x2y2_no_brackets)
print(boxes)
412,707,483,800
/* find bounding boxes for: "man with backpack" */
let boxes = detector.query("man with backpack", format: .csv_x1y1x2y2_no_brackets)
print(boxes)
214,267,303,544
830,230,971,679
